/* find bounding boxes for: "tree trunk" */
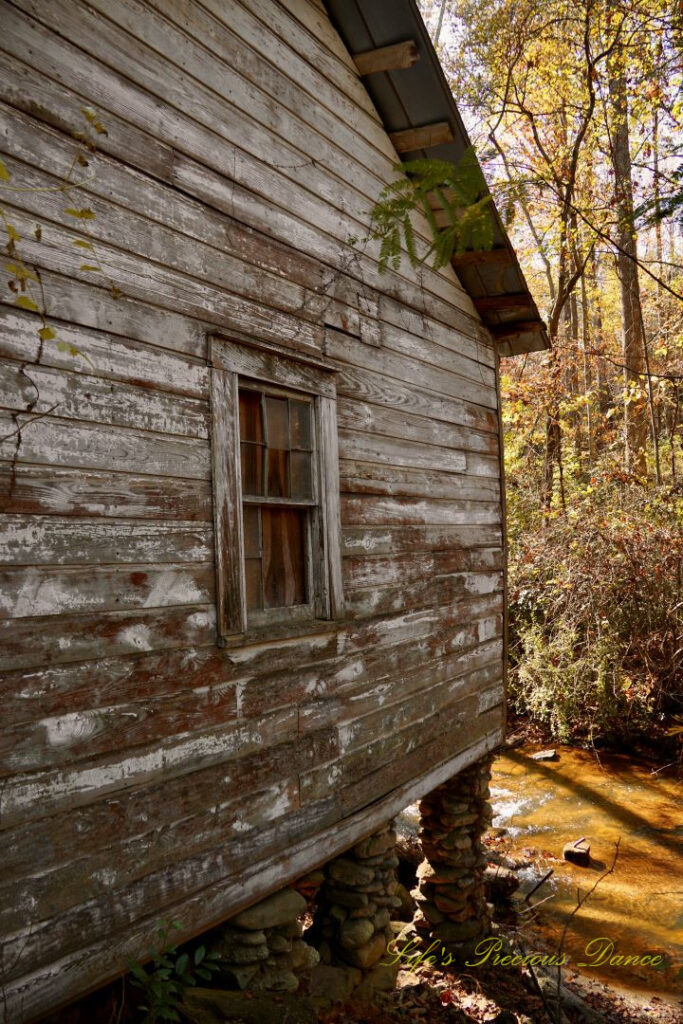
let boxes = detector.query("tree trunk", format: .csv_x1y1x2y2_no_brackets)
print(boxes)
608,65,648,477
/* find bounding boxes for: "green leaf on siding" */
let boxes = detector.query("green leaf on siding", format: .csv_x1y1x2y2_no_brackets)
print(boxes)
57,340,81,358
79,263,101,272
15,295,39,312
0,158,11,181
64,207,96,220
38,326,56,341
4,262,38,282
72,239,93,249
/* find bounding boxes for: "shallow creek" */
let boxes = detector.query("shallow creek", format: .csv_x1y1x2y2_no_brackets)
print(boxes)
489,745,682,998
400,744,682,1000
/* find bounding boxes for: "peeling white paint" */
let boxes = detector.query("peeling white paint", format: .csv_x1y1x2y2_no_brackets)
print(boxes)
231,819,251,833
42,711,102,748
143,570,203,608
92,868,118,888
118,624,153,651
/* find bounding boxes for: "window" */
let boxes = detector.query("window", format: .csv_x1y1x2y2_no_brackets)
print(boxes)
210,335,344,641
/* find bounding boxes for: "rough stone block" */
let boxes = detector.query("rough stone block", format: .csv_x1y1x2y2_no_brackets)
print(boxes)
328,858,375,887
339,917,375,950
231,888,307,931
309,964,362,1005
343,930,388,969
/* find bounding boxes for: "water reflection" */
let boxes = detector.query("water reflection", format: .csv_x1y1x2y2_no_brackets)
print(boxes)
490,746,683,996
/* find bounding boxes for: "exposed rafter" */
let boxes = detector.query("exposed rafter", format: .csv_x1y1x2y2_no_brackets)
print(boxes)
354,40,419,75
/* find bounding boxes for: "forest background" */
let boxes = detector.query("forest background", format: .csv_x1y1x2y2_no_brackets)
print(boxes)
418,0,682,750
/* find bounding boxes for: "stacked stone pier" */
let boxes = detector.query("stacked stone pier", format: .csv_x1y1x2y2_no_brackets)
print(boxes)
412,756,494,956
209,887,318,993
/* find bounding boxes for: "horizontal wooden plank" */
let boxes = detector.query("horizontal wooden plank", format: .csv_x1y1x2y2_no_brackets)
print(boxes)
2,646,238,729
299,635,503,739
0,664,235,776
337,398,498,455
325,329,497,411
1,4,479,334
1,730,502,1022
0,411,210,479
300,672,501,807
338,428,467,475
342,523,502,556
0,780,336,991
340,706,503,816
230,0,386,139
0,603,216,672
346,577,503,620
0,702,297,829
2,203,322,353
345,548,503,589
121,0,395,198
0,562,214,619
339,461,501,500
0,308,209,397
0,360,209,439
0,52,486,361
0,465,211,519
0,516,212,565
335,365,497,433
0,89,491,372
0,775,300,934
0,144,323,332
0,729,338,883
341,495,501,526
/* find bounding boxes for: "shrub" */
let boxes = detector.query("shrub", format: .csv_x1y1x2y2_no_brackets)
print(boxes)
507,483,682,745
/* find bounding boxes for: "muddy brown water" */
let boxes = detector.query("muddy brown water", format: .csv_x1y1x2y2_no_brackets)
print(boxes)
489,745,682,999
400,744,682,1003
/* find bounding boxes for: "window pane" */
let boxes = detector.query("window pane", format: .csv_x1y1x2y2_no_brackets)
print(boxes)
290,399,312,450
239,389,263,443
267,448,289,498
243,505,261,558
241,442,264,495
245,557,263,611
290,451,313,499
265,396,289,449
262,508,306,608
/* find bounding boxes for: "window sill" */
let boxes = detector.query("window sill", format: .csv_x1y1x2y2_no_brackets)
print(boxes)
218,615,350,652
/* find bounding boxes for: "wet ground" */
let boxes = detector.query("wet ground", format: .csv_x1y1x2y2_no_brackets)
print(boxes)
489,745,682,1000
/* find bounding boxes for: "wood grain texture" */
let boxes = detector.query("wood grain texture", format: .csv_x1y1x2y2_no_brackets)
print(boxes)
0,0,510,1017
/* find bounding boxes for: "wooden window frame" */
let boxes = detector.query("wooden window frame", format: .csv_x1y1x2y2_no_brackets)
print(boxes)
209,335,344,643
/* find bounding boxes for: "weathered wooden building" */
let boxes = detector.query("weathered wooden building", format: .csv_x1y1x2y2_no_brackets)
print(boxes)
0,0,547,1018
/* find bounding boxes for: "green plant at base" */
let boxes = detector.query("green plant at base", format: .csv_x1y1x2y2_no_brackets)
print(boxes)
127,920,220,1024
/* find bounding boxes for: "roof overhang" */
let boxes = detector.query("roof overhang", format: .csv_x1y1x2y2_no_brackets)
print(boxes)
325,0,550,356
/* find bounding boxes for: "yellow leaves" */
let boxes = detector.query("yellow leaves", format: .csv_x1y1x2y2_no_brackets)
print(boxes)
5,223,20,243
79,263,101,272
64,207,96,220
0,158,11,182
81,105,108,136
15,295,39,312
38,326,56,341
56,339,81,358
4,261,38,283
72,238,93,250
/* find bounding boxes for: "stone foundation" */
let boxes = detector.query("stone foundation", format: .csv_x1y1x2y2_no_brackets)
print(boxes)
210,887,319,993
308,822,401,997
412,755,494,955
